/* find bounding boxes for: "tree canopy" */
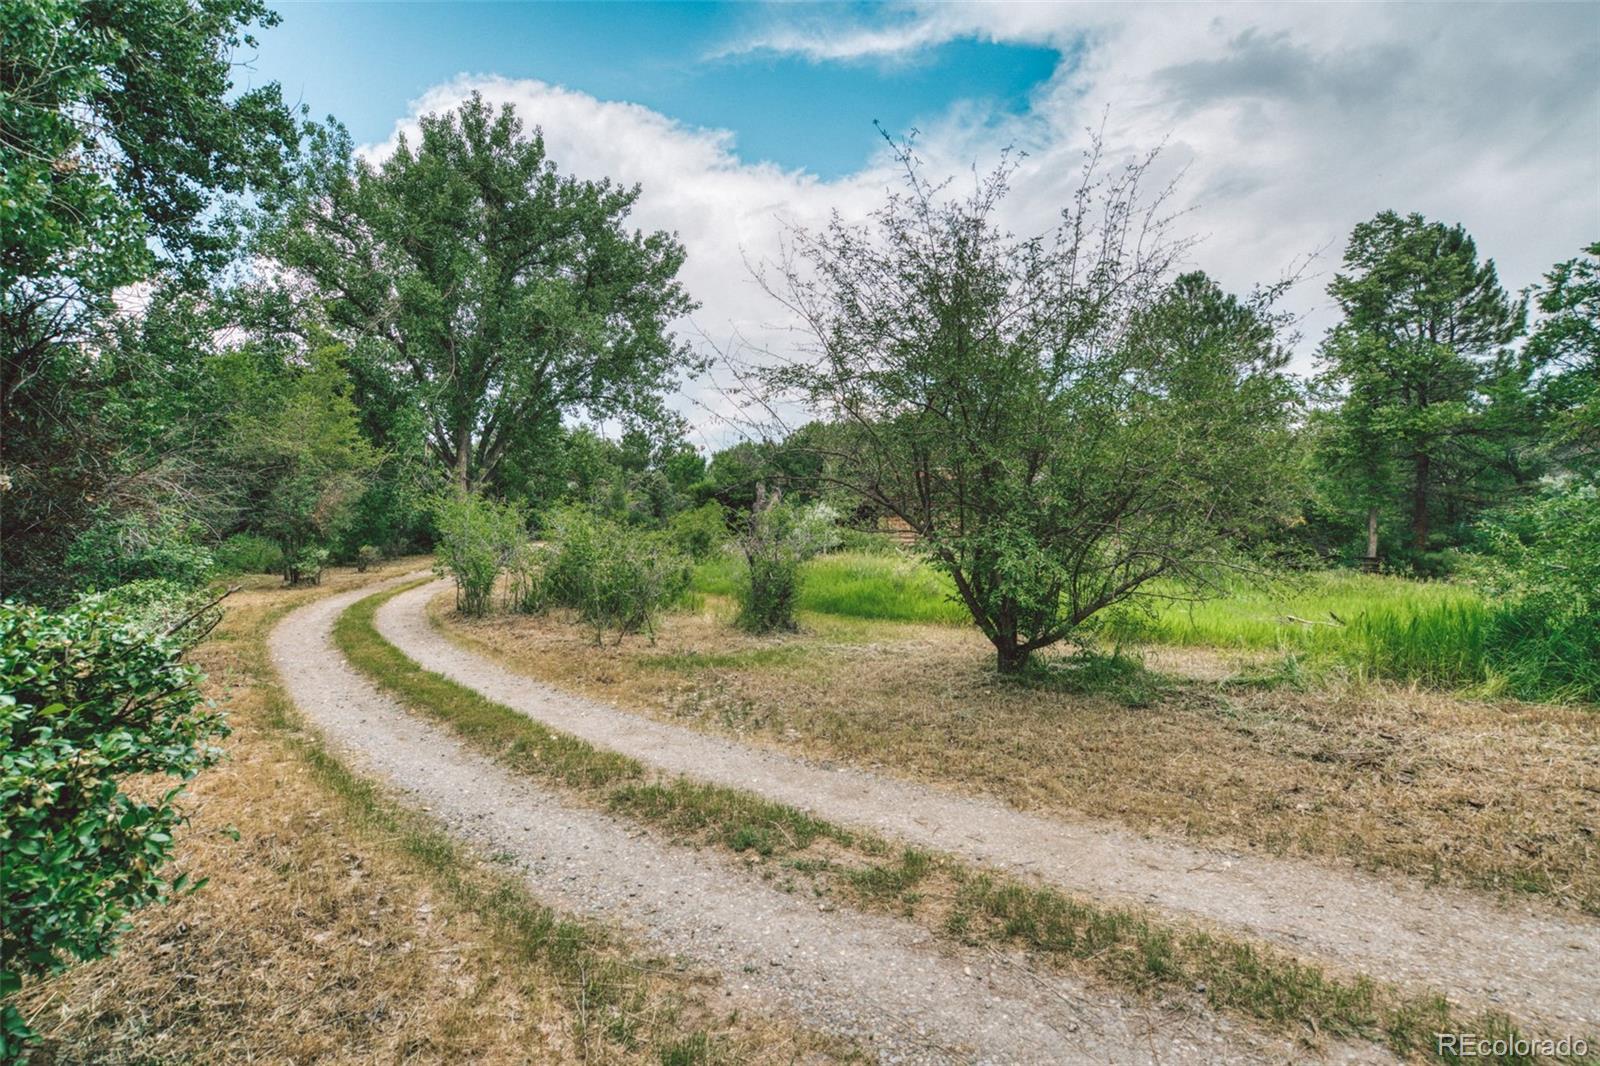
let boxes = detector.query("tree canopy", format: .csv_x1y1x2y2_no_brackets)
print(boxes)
752,144,1301,672
262,93,698,493
1313,211,1527,564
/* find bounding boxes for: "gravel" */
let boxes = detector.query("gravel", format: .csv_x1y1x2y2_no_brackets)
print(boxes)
271,574,1344,1064
380,579,1600,1034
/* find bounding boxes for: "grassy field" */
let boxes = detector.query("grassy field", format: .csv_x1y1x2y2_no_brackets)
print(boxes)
695,552,1499,690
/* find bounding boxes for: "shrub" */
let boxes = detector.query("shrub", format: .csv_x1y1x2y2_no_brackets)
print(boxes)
734,487,839,634
355,545,382,573
666,501,729,561
1,594,226,1049
536,506,691,642
64,512,215,591
432,493,527,616
284,545,330,587
1470,479,1600,702
213,533,285,575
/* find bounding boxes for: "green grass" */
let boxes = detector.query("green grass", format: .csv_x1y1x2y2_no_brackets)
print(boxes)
337,582,1582,1064
697,553,1505,692
693,551,969,625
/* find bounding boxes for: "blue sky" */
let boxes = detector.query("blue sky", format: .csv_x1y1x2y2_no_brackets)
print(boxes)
247,3,1062,179
239,2,1599,442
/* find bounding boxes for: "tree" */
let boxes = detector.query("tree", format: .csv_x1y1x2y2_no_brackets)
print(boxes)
1,0,297,598
753,143,1300,673
219,344,377,583
1315,212,1526,562
1523,241,1599,474
263,93,698,494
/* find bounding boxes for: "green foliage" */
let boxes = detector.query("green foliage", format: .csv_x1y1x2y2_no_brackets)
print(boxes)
1,0,298,600
756,142,1301,671
1523,241,1599,474
1313,211,1529,564
220,344,377,584
835,527,901,556
431,493,527,617
214,532,285,575
355,545,382,573
64,512,215,590
0,593,226,1049
665,501,729,561
1471,479,1600,702
532,507,691,642
262,93,698,494
733,489,839,634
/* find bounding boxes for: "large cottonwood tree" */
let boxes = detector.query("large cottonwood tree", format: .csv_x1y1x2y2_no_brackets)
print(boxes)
264,93,697,493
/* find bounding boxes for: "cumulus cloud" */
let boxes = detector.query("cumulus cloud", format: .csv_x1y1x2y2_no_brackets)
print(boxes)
365,2,1600,443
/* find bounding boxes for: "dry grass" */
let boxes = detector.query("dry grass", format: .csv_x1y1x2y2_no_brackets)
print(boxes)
11,565,852,1065
355,585,1567,1065
439,595,1600,915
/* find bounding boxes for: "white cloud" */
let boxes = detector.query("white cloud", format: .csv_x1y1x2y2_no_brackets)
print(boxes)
366,2,1600,444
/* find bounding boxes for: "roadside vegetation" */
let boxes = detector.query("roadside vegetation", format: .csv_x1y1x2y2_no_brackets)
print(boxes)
7,567,848,1064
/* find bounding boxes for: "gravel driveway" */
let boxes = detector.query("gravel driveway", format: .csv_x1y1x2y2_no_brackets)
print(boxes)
273,574,1346,1064
380,579,1600,1034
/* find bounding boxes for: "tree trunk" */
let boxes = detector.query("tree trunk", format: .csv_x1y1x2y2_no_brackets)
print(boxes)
1361,505,1380,570
452,425,472,495
993,639,1031,675
1410,452,1430,552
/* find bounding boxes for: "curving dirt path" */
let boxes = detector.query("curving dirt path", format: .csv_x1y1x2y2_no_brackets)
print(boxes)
273,574,1345,1064
381,579,1600,1034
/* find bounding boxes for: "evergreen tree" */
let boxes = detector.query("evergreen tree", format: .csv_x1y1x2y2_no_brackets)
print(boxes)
1315,211,1526,564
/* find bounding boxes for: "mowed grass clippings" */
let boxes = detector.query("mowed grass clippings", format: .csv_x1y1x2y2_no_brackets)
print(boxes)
439,594,1600,916
346,584,1581,1065
8,565,852,1066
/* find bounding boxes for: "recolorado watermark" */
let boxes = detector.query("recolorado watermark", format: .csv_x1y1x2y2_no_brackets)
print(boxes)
1437,1032,1589,1058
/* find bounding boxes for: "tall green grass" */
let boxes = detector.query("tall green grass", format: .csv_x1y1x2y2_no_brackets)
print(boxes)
695,553,1513,693
693,550,969,625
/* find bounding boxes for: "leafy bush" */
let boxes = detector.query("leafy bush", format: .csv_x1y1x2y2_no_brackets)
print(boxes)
734,488,840,634
432,493,527,616
1470,480,1600,702
285,545,330,587
355,545,382,573
666,501,729,561
213,533,285,576
534,507,691,642
64,512,215,591
81,580,225,642
1,594,226,1049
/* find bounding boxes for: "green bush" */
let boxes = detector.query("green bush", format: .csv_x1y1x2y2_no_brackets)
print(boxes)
1471,480,1600,702
285,545,330,587
835,527,902,556
355,545,382,573
64,513,215,592
666,501,729,561
432,493,527,616
214,533,285,575
734,489,839,634
1,593,226,1050
535,506,690,642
